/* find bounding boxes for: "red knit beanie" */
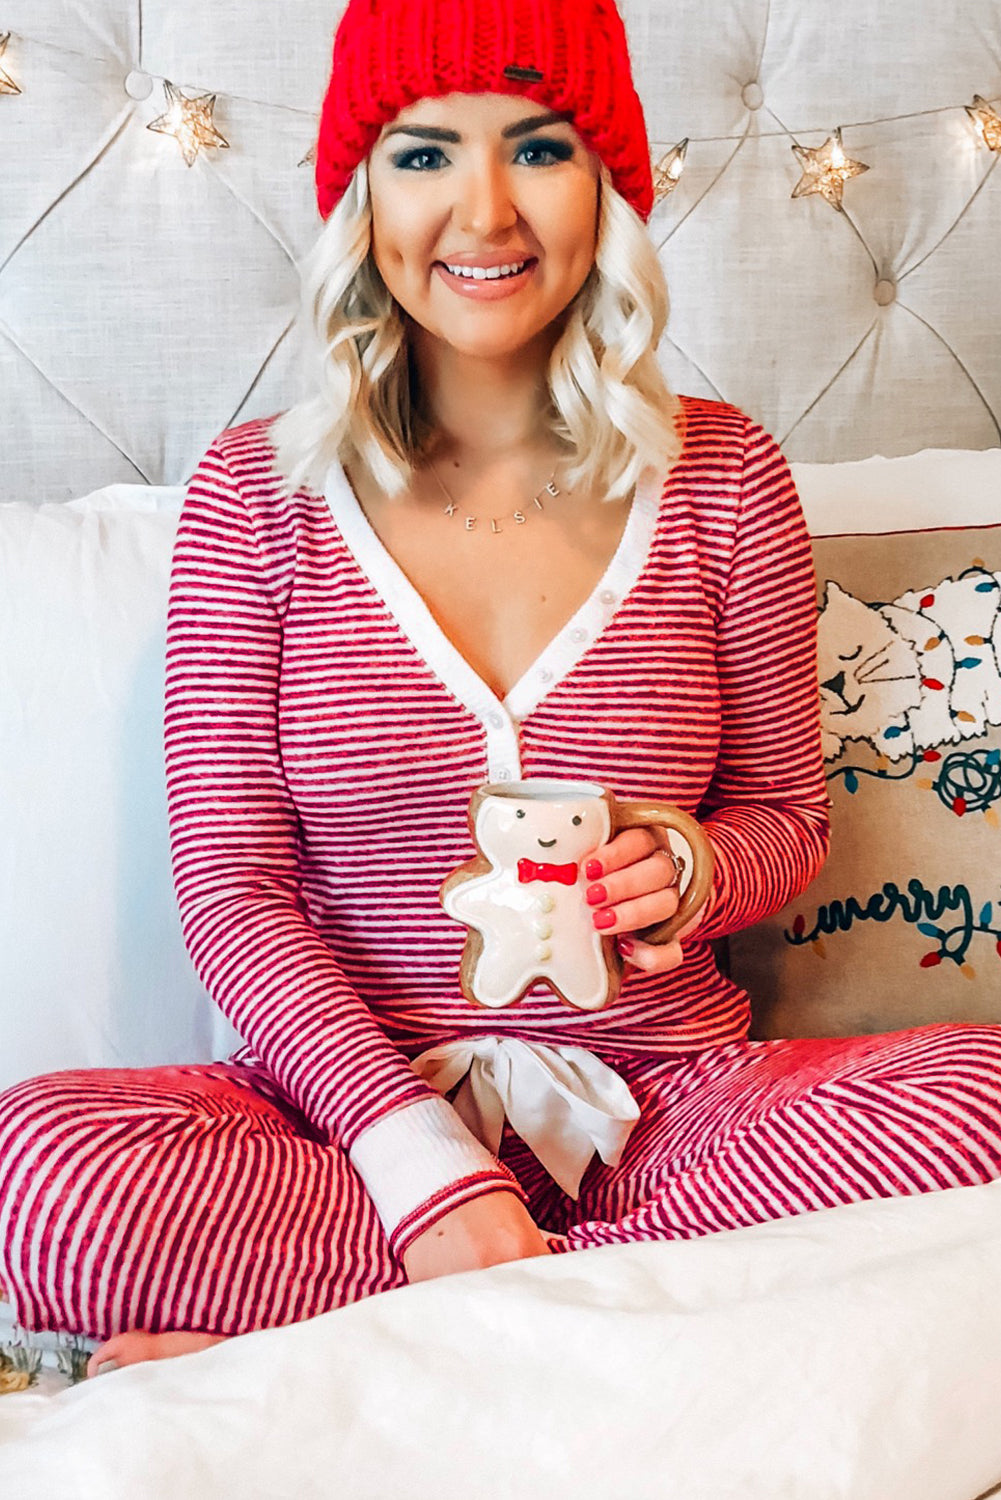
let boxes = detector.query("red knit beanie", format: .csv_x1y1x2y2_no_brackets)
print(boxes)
315,0,654,223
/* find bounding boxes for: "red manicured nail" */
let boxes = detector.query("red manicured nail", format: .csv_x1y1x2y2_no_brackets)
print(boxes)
585,859,603,880
593,908,616,930
585,883,607,906
618,938,635,956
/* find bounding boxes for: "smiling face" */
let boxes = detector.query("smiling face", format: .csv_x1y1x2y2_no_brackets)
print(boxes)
475,791,610,869
366,92,602,361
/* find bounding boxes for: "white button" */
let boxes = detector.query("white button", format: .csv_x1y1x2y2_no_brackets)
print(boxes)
741,81,764,110
570,627,588,643
535,944,553,962
536,893,556,914
532,919,553,939
599,590,616,606
496,768,512,782
539,668,554,683
487,711,504,729
125,69,154,100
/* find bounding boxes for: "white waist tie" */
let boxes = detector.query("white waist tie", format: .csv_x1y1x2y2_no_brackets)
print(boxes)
411,1037,641,1199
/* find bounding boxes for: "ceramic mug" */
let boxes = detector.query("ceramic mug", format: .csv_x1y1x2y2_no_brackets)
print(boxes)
440,778,714,1011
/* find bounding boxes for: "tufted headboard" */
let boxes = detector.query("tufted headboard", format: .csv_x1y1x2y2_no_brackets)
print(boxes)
1,0,999,505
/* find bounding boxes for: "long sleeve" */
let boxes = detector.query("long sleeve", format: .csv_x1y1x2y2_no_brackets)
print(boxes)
695,419,830,940
163,443,525,1254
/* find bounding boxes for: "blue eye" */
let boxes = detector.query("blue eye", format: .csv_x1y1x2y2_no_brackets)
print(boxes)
390,138,574,172
391,146,447,171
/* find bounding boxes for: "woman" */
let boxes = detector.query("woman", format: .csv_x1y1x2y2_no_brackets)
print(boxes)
2,0,1000,1379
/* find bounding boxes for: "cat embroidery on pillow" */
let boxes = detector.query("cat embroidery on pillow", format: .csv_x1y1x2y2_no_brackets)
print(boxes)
818,567,1001,762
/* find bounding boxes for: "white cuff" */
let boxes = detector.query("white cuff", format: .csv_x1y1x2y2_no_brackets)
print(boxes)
348,1096,503,1237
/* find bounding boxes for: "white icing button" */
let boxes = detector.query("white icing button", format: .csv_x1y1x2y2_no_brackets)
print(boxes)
487,711,504,729
125,69,154,100
874,279,897,306
599,590,616,606
535,945,553,962
537,893,556,914
741,81,764,110
532,919,553,939
570,627,588,643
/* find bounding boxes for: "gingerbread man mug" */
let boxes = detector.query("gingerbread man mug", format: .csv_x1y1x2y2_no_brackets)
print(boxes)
440,778,714,1011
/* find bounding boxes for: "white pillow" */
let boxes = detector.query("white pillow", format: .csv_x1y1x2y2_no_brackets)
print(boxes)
791,446,1001,536
0,484,238,1093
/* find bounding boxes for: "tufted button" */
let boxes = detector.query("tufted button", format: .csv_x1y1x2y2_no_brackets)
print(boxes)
124,69,154,100
874,279,897,306
487,711,504,729
599,589,616,606
741,81,764,110
570,627,588,644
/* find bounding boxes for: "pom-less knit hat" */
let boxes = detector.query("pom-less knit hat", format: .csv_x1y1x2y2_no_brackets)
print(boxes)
315,0,654,223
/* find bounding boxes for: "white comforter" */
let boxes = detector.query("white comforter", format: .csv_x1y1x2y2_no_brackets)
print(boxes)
2,1182,1001,1500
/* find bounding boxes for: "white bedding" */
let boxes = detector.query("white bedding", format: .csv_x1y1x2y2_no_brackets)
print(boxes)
2,1182,1001,1500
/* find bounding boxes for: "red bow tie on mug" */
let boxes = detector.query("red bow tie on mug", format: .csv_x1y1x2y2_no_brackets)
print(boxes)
517,858,579,886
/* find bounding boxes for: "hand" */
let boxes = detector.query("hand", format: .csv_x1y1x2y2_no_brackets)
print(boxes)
584,827,710,975
402,1191,551,1285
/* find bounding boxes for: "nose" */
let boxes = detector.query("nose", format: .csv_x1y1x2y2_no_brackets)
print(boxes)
821,670,846,698
455,158,519,238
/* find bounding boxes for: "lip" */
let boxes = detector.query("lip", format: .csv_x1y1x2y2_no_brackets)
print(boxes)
433,258,538,300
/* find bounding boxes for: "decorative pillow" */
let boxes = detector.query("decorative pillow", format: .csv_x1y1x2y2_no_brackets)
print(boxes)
731,521,1001,1038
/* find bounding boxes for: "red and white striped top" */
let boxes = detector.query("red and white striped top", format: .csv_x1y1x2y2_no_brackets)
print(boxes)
164,394,830,1251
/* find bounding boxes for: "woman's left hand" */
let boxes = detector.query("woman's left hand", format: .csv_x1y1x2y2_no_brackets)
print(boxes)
584,827,710,975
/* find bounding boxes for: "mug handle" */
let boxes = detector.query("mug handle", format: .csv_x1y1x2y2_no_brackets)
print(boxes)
612,801,715,946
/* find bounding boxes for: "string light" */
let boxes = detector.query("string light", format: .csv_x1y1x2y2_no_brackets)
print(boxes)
966,94,1001,153
790,127,869,211
0,32,21,95
652,139,688,204
146,80,229,167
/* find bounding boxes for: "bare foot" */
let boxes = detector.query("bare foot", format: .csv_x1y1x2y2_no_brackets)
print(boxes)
86,1329,229,1379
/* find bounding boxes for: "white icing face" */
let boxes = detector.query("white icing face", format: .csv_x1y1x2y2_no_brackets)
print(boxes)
475,783,611,873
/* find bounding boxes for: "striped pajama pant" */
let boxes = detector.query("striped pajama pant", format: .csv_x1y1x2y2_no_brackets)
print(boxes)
1,1023,1000,1341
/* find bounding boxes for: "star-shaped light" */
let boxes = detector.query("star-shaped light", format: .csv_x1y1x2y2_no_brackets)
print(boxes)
0,32,21,95
147,80,229,167
790,127,869,211
652,139,689,205
966,94,1001,153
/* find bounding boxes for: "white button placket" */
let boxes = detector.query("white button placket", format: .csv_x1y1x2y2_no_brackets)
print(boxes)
484,706,523,784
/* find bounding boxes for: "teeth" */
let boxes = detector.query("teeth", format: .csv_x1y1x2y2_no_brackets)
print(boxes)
443,261,528,280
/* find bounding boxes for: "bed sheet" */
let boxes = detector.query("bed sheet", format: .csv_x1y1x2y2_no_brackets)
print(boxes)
2,1181,1001,1499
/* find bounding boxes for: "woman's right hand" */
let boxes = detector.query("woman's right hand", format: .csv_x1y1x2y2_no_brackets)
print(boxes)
401,1191,552,1284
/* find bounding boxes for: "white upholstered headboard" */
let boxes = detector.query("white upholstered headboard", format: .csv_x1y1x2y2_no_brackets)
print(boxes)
1,0,999,504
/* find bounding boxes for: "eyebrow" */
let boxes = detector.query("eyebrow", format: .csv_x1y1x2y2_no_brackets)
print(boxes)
383,111,575,144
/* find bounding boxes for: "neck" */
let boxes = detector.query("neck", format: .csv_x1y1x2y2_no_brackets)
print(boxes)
410,323,561,461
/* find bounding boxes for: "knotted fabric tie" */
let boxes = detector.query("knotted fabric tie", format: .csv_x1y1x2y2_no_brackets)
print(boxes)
411,1037,641,1199
517,859,579,886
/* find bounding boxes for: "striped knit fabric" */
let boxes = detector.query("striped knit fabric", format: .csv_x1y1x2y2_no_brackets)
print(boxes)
2,394,1000,1340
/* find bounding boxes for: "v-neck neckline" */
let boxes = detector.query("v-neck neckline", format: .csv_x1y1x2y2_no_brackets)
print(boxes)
323,457,667,739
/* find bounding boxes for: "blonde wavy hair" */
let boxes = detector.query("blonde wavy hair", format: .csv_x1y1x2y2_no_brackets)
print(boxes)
271,158,685,502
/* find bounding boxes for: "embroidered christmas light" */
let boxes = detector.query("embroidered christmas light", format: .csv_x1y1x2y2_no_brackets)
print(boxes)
147,80,230,167
790,127,869,210
0,32,20,95
652,139,688,204
966,95,1001,153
